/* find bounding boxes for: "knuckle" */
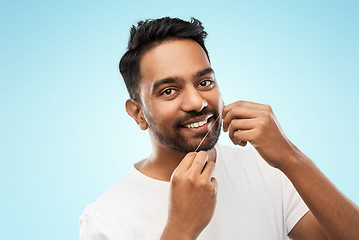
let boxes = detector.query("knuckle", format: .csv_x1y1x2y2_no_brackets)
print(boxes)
260,112,271,124
171,174,181,184
264,110,271,119
265,104,272,111
253,129,261,139
258,119,266,128
198,179,208,188
186,174,196,185
207,160,215,168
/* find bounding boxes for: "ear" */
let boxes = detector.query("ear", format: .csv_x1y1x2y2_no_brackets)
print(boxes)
125,99,148,130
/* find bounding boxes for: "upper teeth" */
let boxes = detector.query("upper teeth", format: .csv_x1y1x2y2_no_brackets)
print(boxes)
184,119,208,128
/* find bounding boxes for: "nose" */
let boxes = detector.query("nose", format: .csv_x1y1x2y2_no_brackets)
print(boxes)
181,86,208,112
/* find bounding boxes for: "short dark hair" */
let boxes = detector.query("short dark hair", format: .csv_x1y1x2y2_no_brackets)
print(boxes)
119,17,210,101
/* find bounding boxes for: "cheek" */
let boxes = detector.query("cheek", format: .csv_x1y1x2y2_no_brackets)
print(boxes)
150,101,180,123
207,91,223,109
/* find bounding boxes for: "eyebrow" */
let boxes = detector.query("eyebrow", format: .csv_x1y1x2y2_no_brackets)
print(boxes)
197,67,214,78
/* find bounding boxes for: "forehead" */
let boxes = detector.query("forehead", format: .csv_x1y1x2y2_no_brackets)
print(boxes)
139,39,211,86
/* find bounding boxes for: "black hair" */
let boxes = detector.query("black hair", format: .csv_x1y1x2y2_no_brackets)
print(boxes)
119,17,209,101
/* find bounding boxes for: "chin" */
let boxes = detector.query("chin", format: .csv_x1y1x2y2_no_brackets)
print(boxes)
172,136,219,153
196,143,216,152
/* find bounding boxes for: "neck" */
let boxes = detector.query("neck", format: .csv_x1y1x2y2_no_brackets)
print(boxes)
138,144,217,182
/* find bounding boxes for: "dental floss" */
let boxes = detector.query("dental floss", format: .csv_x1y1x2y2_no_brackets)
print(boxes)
194,115,221,152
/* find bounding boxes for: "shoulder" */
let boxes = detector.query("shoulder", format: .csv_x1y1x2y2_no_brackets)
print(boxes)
79,164,170,239
79,171,135,239
81,168,136,221
80,163,169,224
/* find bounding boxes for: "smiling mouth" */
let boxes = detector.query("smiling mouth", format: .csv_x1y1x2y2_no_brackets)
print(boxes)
184,118,208,128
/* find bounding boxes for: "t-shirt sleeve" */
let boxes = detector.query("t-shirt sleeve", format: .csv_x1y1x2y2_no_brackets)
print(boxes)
79,210,126,240
280,172,309,234
80,214,111,240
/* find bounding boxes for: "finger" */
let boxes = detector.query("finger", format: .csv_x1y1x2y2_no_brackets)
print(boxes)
222,101,272,120
201,159,216,179
231,118,257,131
187,151,208,175
228,119,257,141
222,101,236,120
229,129,256,145
234,101,272,112
222,107,260,132
173,152,197,175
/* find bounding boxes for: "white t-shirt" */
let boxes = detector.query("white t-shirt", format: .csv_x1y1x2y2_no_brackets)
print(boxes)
79,144,309,240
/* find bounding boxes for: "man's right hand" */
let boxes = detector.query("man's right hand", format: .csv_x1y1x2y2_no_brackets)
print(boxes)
161,151,217,240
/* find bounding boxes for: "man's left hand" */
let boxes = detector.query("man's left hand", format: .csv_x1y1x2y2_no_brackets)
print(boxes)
222,100,296,169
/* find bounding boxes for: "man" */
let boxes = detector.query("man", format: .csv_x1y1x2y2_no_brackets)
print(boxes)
79,17,359,239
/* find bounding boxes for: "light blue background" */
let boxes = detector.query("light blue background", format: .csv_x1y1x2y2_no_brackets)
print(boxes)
1,1,358,239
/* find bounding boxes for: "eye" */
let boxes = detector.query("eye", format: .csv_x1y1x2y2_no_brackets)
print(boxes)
198,79,214,88
160,88,176,96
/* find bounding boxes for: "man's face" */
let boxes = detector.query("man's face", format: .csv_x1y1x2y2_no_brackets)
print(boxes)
138,39,224,153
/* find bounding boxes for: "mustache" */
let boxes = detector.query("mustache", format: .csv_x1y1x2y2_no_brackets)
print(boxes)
174,109,220,126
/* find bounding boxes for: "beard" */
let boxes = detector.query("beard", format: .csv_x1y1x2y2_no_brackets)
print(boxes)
145,108,222,153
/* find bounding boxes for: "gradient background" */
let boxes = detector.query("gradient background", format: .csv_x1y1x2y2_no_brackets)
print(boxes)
1,1,358,239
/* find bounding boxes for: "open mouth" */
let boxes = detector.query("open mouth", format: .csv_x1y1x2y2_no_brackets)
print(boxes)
179,115,213,130
184,118,208,128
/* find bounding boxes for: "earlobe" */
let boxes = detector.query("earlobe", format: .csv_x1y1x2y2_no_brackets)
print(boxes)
125,99,148,130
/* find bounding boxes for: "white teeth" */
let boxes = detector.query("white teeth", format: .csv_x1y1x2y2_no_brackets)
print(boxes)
184,119,208,128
